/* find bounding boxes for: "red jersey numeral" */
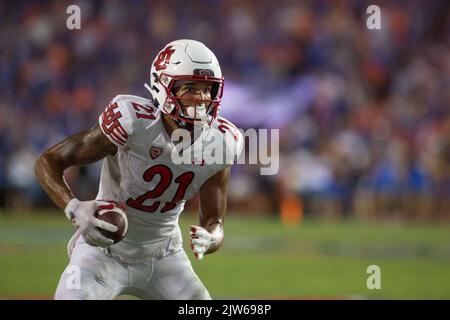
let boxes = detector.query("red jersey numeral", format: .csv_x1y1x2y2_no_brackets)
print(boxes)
132,102,156,120
126,165,195,213
160,172,195,213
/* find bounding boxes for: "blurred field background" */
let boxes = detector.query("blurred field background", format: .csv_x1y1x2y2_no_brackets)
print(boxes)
1,211,450,299
1,0,450,299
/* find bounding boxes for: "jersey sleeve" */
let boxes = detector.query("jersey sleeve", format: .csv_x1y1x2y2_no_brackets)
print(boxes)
99,94,159,148
225,127,244,165
98,95,135,148
218,117,244,168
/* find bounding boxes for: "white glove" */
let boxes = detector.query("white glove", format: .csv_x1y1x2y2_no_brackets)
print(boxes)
64,198,118,248
189,226,217,261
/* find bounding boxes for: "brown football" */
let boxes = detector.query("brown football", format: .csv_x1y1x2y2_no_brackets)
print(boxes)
94,202,128,244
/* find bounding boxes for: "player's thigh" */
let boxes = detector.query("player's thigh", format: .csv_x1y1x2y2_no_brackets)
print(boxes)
149,249,211,300
55,240,127,300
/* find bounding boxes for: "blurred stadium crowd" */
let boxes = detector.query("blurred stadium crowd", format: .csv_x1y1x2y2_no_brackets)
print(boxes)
0,0,449,221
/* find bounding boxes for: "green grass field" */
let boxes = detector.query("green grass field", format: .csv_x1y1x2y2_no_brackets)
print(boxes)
1,211,450,299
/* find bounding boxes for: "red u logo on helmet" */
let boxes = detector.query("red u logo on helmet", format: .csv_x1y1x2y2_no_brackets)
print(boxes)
153,46,176,71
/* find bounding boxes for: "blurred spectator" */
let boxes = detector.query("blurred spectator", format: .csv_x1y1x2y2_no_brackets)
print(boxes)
1,0,449,222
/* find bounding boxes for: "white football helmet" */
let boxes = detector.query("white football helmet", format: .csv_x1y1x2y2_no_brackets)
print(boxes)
145,39,224,129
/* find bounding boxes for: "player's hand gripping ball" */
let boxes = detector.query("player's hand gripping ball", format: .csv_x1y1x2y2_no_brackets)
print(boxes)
95,201,128,244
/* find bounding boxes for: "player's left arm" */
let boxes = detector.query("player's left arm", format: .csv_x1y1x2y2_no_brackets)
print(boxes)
190,167,230,260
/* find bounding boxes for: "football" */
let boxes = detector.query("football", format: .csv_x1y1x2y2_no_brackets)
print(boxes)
95,201,128,244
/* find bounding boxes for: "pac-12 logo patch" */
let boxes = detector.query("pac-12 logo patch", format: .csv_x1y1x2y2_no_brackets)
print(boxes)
150,146,163,160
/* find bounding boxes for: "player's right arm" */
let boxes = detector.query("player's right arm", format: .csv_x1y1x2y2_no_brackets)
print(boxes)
34,124,119,247
35,95,148,247
34,124,117,210
35,94,145,208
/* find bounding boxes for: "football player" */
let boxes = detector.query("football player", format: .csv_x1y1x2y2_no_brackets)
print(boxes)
35,39,243,300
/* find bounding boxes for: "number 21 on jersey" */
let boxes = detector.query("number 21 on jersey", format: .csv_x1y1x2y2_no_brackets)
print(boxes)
126,165,194,213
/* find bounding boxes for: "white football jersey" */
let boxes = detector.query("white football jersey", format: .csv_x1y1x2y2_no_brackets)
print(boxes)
96,94,243,262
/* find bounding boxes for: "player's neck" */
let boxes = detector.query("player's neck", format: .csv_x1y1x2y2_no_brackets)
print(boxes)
162,114,201,146
162,114,179,137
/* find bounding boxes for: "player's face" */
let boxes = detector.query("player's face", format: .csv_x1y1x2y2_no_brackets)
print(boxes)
174,81,213,109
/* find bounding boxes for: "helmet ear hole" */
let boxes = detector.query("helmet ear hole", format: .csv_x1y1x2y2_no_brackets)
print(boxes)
171,82,178,96
211,82,220,100
152,72,158,83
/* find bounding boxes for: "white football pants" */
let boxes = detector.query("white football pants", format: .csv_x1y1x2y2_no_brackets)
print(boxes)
54,234,211,300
